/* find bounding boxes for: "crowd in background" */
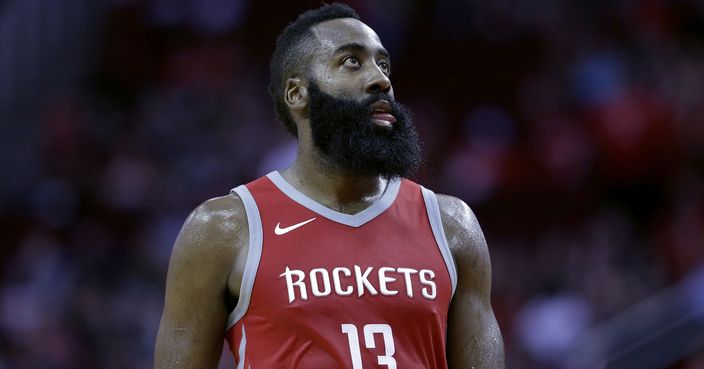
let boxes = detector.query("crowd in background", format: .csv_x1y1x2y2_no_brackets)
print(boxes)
0,0,702,368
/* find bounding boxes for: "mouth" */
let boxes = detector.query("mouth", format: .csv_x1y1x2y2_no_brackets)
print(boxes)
369,100,397,127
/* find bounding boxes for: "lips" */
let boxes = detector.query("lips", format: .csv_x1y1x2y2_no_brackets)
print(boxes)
369,100,397,126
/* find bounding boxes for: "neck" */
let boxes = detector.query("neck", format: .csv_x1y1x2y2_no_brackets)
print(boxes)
280,147,388,214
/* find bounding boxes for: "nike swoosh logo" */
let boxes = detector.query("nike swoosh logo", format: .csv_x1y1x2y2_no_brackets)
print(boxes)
274,217,316,235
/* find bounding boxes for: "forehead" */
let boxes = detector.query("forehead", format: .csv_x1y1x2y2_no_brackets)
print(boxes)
311,18,385,56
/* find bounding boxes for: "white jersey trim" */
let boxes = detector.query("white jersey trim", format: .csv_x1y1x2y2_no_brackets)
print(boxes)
266,171,401,228
226,185,263,330
236,325,247,369
420,186,458,296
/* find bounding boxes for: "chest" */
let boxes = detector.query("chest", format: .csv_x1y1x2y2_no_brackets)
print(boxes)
248,215,452,322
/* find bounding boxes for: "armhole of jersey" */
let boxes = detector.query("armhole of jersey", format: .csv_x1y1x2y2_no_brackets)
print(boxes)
226,185,263,331
420,186,458,296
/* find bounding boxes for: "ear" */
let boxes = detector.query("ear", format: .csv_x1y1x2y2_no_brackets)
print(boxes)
284,77,308,111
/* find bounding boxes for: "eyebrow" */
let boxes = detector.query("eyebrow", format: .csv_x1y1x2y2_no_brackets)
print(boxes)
332,42,390,60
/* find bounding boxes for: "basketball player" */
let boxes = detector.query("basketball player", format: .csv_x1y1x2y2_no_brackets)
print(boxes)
155,3,504,369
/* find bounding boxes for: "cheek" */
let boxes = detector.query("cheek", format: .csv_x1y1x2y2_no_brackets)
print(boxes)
313,69,362,95
323,84,356,101
319,74,347,92
309,64,335,86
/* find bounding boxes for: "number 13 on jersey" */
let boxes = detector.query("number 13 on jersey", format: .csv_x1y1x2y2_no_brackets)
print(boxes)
341,323,397,369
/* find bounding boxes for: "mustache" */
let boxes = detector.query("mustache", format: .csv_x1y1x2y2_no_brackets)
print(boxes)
362,92,393,104
361,93,406,117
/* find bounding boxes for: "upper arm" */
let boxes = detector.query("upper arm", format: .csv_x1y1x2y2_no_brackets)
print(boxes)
154,194,247,369
437,194,505,369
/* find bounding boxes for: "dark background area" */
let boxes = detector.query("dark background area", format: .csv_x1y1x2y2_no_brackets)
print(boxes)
0,0,702,368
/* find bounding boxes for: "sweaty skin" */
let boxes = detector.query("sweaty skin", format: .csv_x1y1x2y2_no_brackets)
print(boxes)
154,17,505,369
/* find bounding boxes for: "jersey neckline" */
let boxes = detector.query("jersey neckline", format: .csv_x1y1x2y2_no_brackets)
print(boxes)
265,171,401,228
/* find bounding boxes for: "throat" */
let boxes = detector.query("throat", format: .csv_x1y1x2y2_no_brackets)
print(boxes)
280,164,389,215
328,195,381,215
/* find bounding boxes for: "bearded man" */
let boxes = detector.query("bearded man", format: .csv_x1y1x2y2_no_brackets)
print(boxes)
155,3,504,369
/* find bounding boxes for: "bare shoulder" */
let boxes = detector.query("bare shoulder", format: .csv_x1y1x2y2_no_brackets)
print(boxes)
187,193,247,239
435,194,492,296
171,193,248,272
435,194,488,258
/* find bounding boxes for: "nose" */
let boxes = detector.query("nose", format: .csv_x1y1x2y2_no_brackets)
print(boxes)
365,67,392,94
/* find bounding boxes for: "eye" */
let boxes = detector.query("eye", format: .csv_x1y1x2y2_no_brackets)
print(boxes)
378,60,391,74
342,56,360,67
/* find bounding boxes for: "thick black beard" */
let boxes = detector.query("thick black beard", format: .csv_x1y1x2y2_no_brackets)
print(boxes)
307,82,422,180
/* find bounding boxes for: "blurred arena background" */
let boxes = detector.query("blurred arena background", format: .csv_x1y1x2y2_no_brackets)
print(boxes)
0,0,703,368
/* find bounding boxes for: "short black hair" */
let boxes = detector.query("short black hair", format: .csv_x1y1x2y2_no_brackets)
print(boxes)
269,3,360,137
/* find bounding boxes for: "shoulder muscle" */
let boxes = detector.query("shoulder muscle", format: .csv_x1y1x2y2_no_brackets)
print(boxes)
169,194,247,281
435,194,492,299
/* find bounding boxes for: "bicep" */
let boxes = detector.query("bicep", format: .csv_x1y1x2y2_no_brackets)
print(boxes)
447,287,504,368
155,204,242,369
446,240,505,369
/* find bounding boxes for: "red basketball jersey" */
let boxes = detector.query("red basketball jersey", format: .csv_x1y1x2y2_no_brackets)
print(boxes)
225,171,457,369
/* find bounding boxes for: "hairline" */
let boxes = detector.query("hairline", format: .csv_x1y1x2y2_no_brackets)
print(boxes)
303,18,383,81
302,17,366,75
